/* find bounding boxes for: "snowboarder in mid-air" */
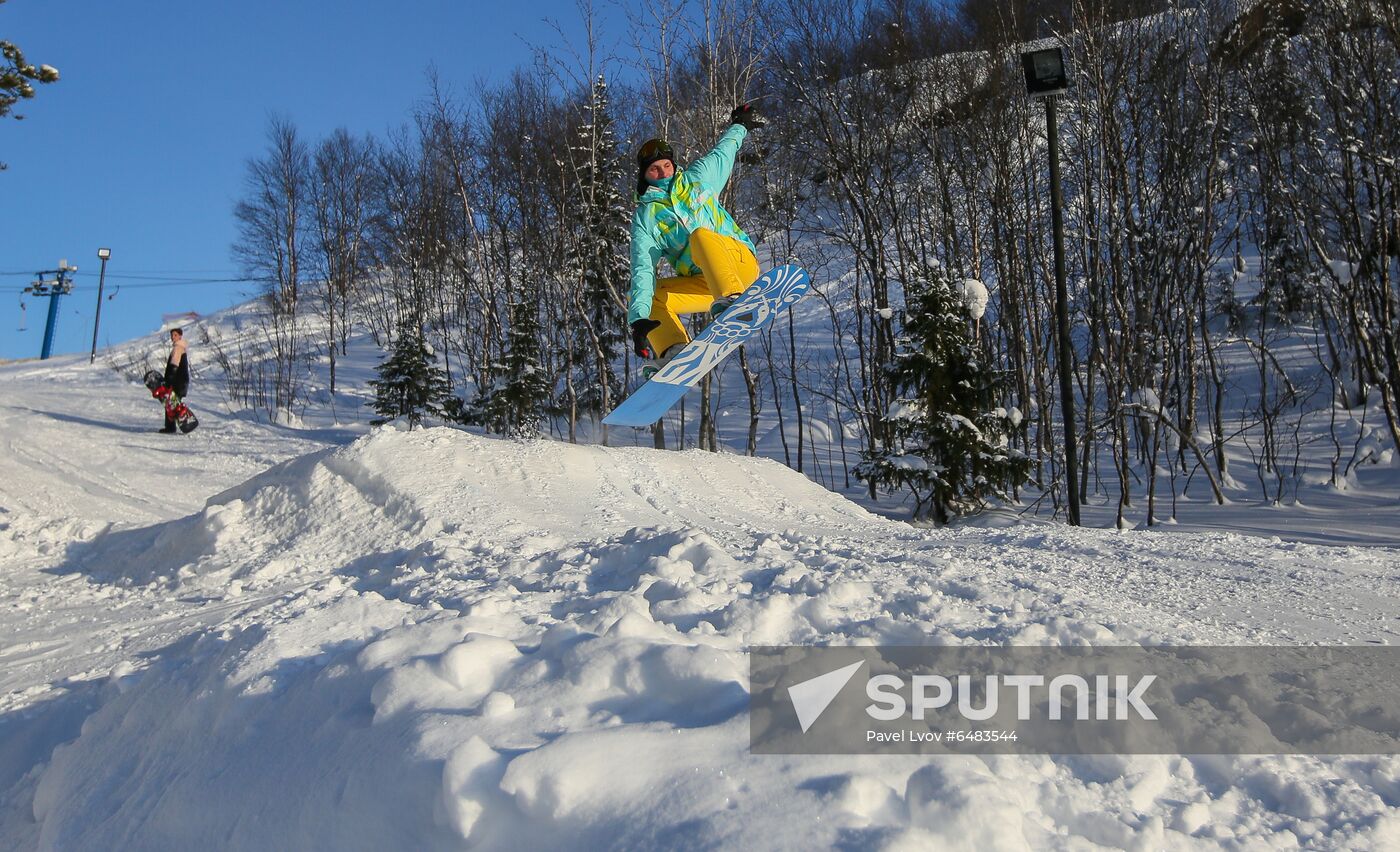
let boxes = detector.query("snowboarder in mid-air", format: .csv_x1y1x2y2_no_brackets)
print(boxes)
627,103,768,370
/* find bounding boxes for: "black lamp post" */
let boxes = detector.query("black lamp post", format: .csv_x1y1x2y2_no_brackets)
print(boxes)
1022,44,1080,526
90,247,111,364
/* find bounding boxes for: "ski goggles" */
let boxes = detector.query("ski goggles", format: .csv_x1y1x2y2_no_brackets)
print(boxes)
638,138,676,167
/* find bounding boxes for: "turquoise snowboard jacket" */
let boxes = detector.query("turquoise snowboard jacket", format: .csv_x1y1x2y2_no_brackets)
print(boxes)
627,124,758,324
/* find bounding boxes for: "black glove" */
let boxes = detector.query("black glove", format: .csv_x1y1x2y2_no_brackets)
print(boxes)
631,318,661,358
729,103,767,131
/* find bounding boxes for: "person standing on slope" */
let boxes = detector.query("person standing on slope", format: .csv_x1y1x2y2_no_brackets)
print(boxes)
627,103,767,367
159,327,191,433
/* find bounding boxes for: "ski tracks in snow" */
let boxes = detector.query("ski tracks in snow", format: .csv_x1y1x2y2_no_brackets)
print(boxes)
4,355,1400,849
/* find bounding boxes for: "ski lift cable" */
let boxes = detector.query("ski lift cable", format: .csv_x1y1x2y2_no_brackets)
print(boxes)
0,278,254,293
0,270,256,284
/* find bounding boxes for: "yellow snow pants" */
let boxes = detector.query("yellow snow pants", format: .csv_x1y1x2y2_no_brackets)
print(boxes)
646,228,761,355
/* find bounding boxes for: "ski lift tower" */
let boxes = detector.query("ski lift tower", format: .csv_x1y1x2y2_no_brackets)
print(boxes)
24,261,78,360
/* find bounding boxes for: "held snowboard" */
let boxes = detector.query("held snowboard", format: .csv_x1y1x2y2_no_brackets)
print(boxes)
604,264,811,428
143,369,199,433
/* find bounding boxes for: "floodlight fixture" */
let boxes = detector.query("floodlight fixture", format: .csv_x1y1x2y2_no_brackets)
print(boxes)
1022,46,1071,98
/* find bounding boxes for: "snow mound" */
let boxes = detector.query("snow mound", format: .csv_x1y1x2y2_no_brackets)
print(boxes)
24,428,1400,849
73,426,882,591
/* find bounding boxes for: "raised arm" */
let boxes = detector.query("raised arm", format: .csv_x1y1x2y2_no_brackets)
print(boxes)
683,124,748,195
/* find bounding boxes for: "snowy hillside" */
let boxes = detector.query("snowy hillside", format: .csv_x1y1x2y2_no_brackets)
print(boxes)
2,350,1400,849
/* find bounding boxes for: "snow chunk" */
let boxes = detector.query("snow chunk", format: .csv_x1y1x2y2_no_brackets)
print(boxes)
962,278,989,319
889,455,930,472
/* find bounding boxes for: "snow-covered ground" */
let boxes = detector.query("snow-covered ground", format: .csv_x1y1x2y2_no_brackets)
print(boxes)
2,334,1399,850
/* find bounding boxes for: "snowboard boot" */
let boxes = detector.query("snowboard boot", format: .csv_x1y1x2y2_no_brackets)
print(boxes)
641,343,684,380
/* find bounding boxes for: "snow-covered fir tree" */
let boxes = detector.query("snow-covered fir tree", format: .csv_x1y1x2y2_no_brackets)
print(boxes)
367,318,451,429
469,284,552,438
1,34,59,123
856,263,1031,524
563,75,629,419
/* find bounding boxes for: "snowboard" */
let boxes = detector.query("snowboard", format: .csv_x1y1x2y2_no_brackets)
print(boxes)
143,369,199,433
604,263,811,428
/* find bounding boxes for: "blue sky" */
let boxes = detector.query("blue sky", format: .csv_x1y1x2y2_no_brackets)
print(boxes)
0,0,633,360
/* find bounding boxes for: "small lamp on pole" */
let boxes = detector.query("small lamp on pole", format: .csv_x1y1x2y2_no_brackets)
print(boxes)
1021,45,1070,98
90,247,111,364
1021,42,1081,526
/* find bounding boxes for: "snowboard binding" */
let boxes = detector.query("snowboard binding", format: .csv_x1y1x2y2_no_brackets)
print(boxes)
640,343,684,381
709,296,754,324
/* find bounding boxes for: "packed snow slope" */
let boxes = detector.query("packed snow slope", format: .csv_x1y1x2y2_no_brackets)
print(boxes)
2,356,1400,850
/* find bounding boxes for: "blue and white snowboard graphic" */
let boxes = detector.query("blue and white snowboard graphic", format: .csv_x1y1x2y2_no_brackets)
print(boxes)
604,264,811,428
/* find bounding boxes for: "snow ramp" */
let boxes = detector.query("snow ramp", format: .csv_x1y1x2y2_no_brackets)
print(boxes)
71,425,885,591
19,427,1400,850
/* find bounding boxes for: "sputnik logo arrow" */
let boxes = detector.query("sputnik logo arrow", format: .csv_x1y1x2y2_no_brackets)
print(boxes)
787,660,865,733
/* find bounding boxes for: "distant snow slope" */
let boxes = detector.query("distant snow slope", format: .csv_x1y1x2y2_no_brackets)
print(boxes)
3,345,1399,849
